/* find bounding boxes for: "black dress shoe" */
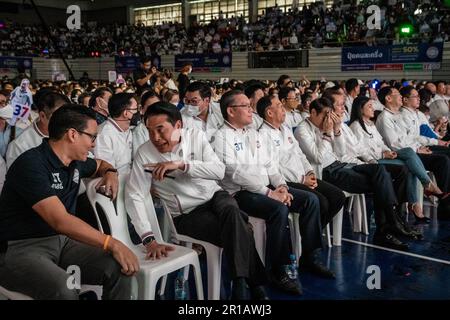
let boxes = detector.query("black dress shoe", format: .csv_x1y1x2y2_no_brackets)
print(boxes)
373,231,409,251
231,277,250,300
269,272,303,295
392,211,423,240
414,216,431,224
301,259,336,279
250,286,270,300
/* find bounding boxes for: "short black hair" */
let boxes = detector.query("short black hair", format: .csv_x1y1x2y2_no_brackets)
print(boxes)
88,87,112,108
244,84,264,99
278,87,296,101
399,85,415,98
345,78,359,94
49,104,96,141
144,101,182,126
140,89,159,107
377,86,394,105
256,95,274,120
309,97,333,114
141,56,152,64
108,93,136,118
277,74,291,87
220,90,243,121
37,92,70,115
185,81,212,100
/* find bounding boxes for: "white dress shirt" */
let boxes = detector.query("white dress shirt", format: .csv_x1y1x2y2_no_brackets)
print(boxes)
259,121,313,183
294,119,345,176
125,128,224,238
132,122,149,157
212,121,286,196
350,120,391,161
181,102,224,142
6,121,47,168
339,122,374,164
400,107,438,146
284,110,303,131
376,107,422,151
94,118,133,177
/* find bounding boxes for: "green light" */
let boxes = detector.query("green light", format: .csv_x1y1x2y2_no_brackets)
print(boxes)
401,26,411,34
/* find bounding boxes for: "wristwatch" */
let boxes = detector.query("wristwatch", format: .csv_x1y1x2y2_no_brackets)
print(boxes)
142,235,156,246
105,168,118,174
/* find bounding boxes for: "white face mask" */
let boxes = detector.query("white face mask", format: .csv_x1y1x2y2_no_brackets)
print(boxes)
184,104,201,117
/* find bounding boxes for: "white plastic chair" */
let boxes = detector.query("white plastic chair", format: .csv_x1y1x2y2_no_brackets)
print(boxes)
325,192,368,247
86,177,204,300
159,199,269,300
159,198,223,300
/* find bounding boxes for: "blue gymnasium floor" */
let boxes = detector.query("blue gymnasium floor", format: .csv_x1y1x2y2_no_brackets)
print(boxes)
167,203,450,300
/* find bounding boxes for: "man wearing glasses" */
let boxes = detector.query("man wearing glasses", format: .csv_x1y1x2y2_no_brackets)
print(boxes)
278,87,303,131
94,93,139,178
181,81,223,141
377,86,450,200
212,90,327,296
0,105,139,299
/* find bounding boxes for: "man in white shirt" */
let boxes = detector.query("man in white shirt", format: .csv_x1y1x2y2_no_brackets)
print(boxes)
181,82,223,142
257,95,345,228
278,87,303,131
244,83,265,130
6,92,69,168
94,93,138,177
344,78,360,122
376,86,450,194
214,90,331,290
132,90,160,156
126,102,268,300
294,97,410,250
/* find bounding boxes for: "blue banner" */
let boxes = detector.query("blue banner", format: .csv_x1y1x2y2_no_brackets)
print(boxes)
342,43,443,71
115,55,161,74
0,57,33,70
175,53,232,72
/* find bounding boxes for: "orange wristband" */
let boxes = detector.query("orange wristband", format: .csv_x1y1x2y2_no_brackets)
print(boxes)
103,235,111,251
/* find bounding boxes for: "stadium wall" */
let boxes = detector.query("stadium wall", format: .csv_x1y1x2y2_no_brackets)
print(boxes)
32,43,450,82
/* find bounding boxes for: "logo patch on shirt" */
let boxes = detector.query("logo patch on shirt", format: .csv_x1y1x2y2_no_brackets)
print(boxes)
73,169,80,184
51,173,63,190
288,137,293,144
256,140,261,148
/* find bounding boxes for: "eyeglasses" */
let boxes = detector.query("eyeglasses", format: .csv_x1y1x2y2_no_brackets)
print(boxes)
76,130,97,142
127,108,139,112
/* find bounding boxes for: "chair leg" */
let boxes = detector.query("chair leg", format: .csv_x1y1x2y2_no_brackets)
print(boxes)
159,275,168,297
325,224,332,248
191,261,204,300
205,247,223,300
360,195,369,235
352,195,362,233
332,208,343,246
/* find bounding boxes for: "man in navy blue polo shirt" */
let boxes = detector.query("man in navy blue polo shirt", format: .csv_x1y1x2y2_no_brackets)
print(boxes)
0,104,139,300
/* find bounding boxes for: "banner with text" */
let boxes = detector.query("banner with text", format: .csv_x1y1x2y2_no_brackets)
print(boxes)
175,53,232,72
341,43,443,71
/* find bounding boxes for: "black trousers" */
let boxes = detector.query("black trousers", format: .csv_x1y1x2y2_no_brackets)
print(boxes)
173,191,267,286
322,162,407,233
418,153,450,192
234,187,322,269
287,179,346,227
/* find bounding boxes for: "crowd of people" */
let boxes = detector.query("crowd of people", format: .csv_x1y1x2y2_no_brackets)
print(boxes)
0,58,450,299
1,0,449,58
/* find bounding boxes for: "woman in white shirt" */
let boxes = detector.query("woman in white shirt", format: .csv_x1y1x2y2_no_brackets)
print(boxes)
349,96,443,224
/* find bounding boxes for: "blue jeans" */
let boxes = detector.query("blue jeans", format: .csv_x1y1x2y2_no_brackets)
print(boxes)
378,147,431,203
